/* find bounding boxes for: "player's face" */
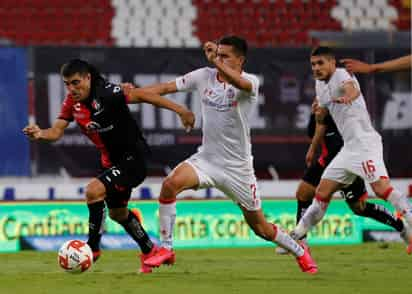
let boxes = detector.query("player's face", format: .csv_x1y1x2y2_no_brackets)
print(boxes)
311,55,335,81
63,73,91,101
216,45,244,71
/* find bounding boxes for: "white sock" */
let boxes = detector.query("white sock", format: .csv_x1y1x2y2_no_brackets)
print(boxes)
159,201,176,249
387,189,412,227
273,226,304,257
293,196,329,240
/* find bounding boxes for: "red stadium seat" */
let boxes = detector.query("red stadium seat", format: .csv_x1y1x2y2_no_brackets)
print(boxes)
0,0,113,46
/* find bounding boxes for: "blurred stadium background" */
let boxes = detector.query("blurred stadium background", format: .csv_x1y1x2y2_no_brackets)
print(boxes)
0,0,411,255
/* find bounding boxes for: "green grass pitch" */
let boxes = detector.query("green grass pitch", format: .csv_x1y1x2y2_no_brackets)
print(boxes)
0,243,411,294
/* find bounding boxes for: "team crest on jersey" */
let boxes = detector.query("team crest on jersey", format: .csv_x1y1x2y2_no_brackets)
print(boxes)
227,88,235,99
92,99,101,111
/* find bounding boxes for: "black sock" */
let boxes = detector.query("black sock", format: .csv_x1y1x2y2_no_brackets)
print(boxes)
87,201,106,252
119,210,153,254
297,199,313,224
362,202,404,232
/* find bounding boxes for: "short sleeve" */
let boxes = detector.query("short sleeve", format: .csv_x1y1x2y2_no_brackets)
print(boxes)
58,97,74,121
315,82,327,107
241,74,259,100
334,68,354,86
176,68,206,92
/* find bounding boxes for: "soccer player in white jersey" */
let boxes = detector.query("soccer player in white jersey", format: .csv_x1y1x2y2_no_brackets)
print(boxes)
290,47,412,255
128,36,317,274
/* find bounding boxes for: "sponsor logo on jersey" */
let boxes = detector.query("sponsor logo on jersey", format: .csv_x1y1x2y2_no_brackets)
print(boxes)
92,99,104,115
86,121,114,133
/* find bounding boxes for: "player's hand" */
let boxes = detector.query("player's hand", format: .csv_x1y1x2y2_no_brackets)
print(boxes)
332,96,352,105
340,59,374,74
311,98,320,113
305,147,316,167
120,83,136,97
22,124,42,140
178,109,195,133
203,41,217,63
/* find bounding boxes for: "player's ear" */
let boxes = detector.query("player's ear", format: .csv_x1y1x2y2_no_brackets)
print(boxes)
239,55,245,67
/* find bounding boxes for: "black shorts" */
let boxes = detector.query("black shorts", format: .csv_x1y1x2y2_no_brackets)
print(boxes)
302,161,367,203
98,151,147,209
340,177,368,203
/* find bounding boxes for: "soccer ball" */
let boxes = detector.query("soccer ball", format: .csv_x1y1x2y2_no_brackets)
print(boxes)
58,240,93,273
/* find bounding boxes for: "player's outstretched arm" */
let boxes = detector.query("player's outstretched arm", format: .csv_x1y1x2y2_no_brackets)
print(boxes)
127,88,195,131
141,81,178,96
203,41,253,92
121,81,178,96
22,119,69,142
341,55,412,74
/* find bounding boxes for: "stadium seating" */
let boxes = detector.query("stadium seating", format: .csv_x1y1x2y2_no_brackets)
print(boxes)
331,0,410,31
0,0,409,47
0,0,113,46
111,0,200,47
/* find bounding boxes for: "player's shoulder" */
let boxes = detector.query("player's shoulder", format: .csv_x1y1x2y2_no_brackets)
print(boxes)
203,66,216,76
335,67,351,76
98,82,123,97
333,68,353,81
241,71,259,82
184,67,212,79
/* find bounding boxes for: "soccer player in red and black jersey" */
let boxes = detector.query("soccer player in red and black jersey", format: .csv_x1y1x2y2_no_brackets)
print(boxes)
277,100,406,254
23,59,195,273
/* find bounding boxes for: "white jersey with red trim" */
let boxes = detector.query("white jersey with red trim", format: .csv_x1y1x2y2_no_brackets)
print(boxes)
316,68,381,151
176,67,259,172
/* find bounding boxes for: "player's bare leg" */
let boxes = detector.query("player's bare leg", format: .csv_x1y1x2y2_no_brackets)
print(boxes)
370,178,412,254
241,207,317,274
292,179,343,240
144,162,199,267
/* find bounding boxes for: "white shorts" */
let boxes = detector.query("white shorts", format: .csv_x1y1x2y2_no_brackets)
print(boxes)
321,146,389,185
185,153,261,211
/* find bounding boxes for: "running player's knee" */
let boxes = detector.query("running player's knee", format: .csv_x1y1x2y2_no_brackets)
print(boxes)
86,180,105,203
374,186,392,200
161,176,180,198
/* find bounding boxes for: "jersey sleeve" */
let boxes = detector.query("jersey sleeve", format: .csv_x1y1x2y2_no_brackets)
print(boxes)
176,68,206,92
335,68,355,86
241,74,259,101
58,97,74,121
315,82,329,108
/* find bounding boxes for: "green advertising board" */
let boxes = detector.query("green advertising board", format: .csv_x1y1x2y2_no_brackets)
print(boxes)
0,200,398,252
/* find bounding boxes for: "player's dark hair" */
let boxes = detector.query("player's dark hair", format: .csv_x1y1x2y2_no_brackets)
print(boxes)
218,35,248,57
311,46,335,58
60,59,105,86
